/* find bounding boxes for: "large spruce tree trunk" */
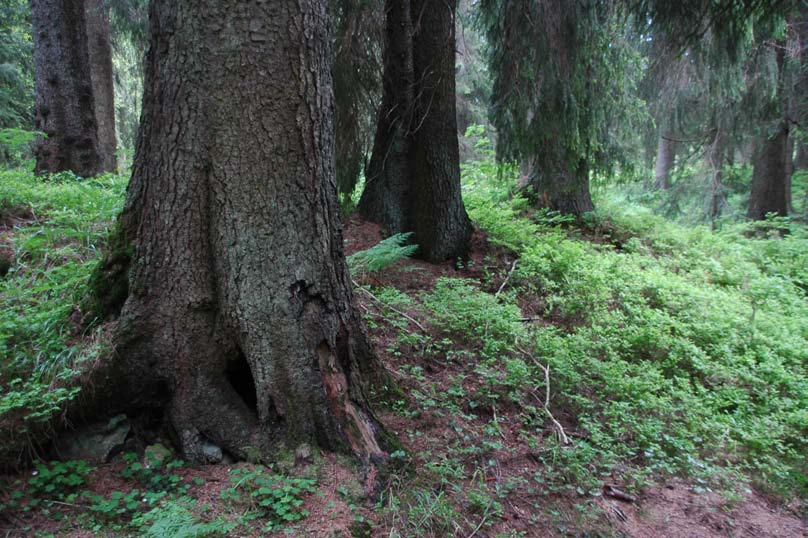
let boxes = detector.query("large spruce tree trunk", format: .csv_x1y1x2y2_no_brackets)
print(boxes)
358,0,472,263
526,155,595,215
89,0,386,463
84,0,117,172
31,0,102,176
520,2,595,217
748,44,790,220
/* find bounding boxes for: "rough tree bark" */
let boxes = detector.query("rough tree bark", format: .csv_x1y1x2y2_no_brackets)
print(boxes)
358,0,473,263
748,122,790,219
86,0,387,463
31,0,102,176
524,156,595,215
748,43,790,220
84,0,117,172
654,131,676,190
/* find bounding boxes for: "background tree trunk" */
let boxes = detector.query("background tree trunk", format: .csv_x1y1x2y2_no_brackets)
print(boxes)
643,121,657,174
31,0,102,176
748,122,790,219
358,0,415,236
359,0,472,262
521,0,595,217
707,125,727,221
84,0,117,172
794,142,808,171
525,156,595,215
796,141,808,171
748,43,790,220
91,0,386,463
654,132,676,190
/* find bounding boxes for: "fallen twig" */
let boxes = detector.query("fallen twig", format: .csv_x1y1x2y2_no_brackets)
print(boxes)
603,484,637,503
485,259,519,339
495,259,518,298
518,345,571,446
353,279,427,333
611,505,628,521
466,500,493,538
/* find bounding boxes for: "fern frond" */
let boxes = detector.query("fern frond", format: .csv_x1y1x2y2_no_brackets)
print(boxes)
347,232,417,275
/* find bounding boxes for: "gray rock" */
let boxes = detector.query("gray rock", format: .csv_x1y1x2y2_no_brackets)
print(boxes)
201,440,223,463
144,443,173,468
56,414,129,463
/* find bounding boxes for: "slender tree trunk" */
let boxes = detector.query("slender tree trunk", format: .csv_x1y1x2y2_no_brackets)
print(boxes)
85,0,386,463
796,142,808,170
30,0,102,176
654,132,676,190
748,43,790,220
643,122,657,174
794,6,807,173
84,0,117,172
785,127,793,212
358,0,472,262
707,124,726,221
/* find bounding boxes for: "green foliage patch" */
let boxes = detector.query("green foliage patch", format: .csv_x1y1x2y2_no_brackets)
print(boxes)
221,466,317,532
348,232,418,276
459,165,807,497
0,167,127,460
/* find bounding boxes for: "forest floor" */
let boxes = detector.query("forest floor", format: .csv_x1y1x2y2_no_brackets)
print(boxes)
1,167,806,536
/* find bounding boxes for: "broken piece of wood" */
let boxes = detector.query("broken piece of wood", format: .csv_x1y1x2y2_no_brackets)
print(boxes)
611,505,628,522
603,484,637,503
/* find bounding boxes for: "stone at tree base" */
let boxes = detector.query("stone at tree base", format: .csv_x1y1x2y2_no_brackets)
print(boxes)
143,443,173,468
55,414,129,463
201,440,223,464
179,429,224,464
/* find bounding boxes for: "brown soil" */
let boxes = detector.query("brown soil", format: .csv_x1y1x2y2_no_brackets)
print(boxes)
600,479,806,538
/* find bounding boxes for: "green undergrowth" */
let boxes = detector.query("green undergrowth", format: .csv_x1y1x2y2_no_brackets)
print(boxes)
371,161,806,532
1,158,806,534
450,169,807,498
0,166,127,460
0,450,316,535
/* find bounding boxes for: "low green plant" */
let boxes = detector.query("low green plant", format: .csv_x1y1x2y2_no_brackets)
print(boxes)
121,451,186,493
460,167,808,497
383,487,461,538
348,232,418,276
221,466,316,532
0,167,126,462
132,498,236,538
26,459,94,503
0,129,39,166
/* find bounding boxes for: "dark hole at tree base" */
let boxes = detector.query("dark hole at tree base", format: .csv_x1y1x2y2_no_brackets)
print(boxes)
226,351,258,415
